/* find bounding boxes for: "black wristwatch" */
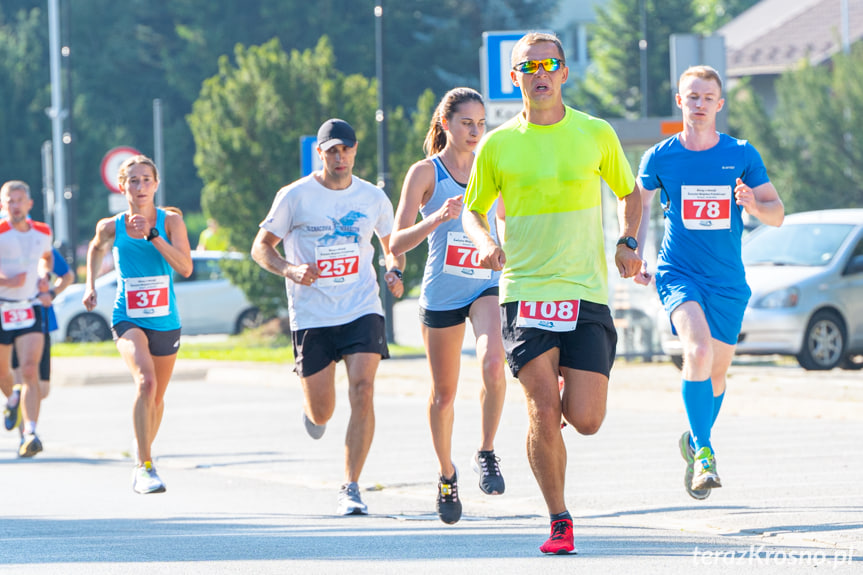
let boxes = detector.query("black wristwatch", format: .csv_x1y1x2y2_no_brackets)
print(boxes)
616,236,638,250
146,227,160,242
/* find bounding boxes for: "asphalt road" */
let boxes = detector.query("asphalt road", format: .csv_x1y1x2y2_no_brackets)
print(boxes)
1,352,861,574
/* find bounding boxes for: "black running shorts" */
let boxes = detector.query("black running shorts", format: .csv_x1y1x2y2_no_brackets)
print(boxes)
500,300,617,378
291,313,389,378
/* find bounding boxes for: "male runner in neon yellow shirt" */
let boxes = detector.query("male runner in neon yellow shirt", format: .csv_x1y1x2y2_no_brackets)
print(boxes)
463,32,642,555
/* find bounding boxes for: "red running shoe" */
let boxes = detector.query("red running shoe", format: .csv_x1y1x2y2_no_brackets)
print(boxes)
539,518,577,555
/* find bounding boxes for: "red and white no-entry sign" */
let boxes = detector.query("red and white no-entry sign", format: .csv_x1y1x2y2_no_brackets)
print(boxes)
100,146,142,193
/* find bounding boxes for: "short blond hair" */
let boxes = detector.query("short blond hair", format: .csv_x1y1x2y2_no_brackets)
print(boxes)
1,180,30,199
679,65,723,93
510,32,565,68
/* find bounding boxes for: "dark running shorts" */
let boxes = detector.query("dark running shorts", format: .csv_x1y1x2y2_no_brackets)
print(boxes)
291,313,389,378
0,304,47,345
419,287,499,329
11,331,51,381
500,300,617,378
112,321,182,357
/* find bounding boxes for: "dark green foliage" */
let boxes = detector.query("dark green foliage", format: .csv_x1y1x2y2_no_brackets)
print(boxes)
728,47,863,213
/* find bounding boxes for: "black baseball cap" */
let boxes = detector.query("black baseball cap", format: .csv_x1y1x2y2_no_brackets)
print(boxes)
316,118,357,151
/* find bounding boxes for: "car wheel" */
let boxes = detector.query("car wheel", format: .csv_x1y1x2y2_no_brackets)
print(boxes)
839,353,863,371
795,310,846,371
670,354,684,370
235,308,263,334
66,313,112,343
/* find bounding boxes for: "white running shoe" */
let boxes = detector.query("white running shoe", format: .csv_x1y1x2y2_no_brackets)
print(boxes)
132,462,166,494
337,482,368,515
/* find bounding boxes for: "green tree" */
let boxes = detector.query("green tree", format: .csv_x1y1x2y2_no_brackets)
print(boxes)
728,46,863,213
573,0,700,118
0,6,49,219
188,37,420,317
692,0,760,34
3,1,560,251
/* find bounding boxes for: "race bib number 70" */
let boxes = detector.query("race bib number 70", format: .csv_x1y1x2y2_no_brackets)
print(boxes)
516,300,580,332
443,232,491,279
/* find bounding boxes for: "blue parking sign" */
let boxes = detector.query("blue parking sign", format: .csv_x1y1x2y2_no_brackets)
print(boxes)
482,31,532,102
300,135,322,177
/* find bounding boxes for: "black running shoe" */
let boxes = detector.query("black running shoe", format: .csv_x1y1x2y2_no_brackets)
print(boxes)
472,449,505,495
18,432,42,458
436,468,462,524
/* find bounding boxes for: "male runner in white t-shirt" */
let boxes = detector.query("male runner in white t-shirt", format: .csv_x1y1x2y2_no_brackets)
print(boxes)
252,118,405,516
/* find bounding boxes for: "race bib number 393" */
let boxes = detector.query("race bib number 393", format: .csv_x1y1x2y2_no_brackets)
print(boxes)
516,300,580,332
125,275,170,318
1,301,36,331
681,185,732,230
443,232,491,279
315,243,360,287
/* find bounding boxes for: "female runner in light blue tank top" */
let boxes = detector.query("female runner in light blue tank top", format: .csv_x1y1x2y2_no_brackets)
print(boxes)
391,88,507,525
83,155,193,495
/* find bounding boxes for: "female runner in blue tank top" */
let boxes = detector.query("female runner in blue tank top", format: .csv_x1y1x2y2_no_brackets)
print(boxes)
391,88,507,525
83,155,193,495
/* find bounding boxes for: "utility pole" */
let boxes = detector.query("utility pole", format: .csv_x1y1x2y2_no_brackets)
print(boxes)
47,0,68,247
639,0,648,118
841,0,850,54
154,99,165,206
374,1,395,344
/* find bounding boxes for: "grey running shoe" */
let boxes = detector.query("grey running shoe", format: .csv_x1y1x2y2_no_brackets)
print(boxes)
679,431,711,500
337,482,368,515
4,385,21,431
18,432,42,458
436,468,462,524
132,462,167,494
692,446,722,491
472,450,505,495
303,412,326,440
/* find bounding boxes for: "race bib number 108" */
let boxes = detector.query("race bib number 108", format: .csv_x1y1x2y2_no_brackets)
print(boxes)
516,300,580,332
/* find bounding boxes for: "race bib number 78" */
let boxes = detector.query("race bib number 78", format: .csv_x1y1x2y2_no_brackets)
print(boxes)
681,185,732,230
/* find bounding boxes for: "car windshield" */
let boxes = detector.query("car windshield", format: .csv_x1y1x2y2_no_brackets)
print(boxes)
743,222,854,267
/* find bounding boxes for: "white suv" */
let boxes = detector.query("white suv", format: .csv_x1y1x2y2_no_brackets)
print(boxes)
52,251,262,342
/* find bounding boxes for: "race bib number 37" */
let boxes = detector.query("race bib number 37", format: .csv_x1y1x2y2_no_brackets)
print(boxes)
516,300,580,332
681,185,732,230
315,243,360,287
125,275,170,318
443,232,491,279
